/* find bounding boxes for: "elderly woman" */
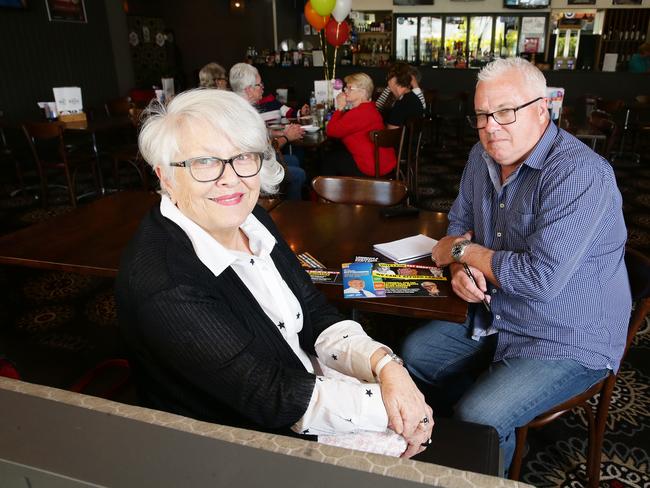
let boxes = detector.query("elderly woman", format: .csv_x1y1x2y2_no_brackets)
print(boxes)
324,73,396,177
198,62,229,90
116,89,432,457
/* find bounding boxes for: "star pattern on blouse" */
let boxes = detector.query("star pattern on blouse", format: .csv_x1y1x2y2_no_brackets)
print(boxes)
317,377,324,382
342,335,349,339
277,322,285,329
302,429,309,434
365,389,373,397
345,418,352,422
250,258,255,265
331,354,338,360
296,312,301,319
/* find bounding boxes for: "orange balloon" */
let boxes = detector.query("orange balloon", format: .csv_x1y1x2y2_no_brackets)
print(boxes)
304,1,329,32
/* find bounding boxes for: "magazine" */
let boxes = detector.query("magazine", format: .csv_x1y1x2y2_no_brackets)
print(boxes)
342,262,447,299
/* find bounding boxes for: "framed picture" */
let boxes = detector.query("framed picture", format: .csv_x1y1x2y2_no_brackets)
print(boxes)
568,0,596,4
612,0,641,4
45,0,86,23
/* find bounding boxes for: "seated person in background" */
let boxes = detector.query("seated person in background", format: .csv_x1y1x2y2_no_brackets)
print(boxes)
230,62,306,200
198,62,229,90
402,57,631,474
376,63,426,114
629,42,650,73
324,73,396,177
385,62,425,129
116,89,433,457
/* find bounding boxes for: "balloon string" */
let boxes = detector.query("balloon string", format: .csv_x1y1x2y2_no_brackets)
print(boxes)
333,46,337,83
320,30,329,85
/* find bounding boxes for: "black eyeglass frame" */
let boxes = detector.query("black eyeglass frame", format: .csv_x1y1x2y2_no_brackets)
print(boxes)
467,96,544,129
169,152,264,183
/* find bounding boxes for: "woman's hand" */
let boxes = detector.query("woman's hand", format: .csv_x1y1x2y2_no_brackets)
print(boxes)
335,93,347,111
379,361,434,458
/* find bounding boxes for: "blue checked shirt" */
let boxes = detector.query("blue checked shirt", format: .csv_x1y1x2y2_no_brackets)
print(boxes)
448,123,631,372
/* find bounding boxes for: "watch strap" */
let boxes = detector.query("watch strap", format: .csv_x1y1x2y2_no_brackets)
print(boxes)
374,353,404,380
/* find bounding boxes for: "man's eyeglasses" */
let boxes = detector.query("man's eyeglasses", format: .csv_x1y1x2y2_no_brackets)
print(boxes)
169,152,263,182
466,97,544,129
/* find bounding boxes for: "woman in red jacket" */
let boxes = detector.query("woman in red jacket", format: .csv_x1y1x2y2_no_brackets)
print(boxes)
324,73,396,177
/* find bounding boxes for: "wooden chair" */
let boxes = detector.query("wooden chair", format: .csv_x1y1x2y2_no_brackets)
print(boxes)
311,176,408,207
104,97,132,117
370,127,405,178
509,247,650,488
111,107,151,190
432,91,469,149
0,119,25,193
22,121,100,207
69,358,131,400
403,117,426,204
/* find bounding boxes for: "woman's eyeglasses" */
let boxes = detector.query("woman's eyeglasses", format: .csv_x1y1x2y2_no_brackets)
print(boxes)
169,152,263,182
466,97,544,129
343,85,363,94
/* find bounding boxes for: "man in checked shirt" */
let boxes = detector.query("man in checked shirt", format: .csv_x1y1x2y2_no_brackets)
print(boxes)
402,57,631,473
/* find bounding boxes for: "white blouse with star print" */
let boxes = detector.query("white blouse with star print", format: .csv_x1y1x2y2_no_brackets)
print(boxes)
160,196,391,436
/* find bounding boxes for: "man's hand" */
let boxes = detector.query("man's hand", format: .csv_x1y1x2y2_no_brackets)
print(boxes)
378,361,434,458
450,263,489,304
431,231,472,267
410,74,420,90
283,124,304,142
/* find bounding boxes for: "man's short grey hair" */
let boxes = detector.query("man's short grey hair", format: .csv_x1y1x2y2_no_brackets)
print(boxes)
477,57,547,98
229,63,259,95
138,88,284,195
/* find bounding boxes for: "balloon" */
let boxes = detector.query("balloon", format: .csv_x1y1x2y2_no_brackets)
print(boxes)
304,1,329,32
331,0,351,23
325,19,350,47
310,0,336,16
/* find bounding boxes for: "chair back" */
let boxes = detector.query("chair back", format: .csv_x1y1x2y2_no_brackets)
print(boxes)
311,176,408,206
403,117,426,202
623,247,650,352
105,97,133,117
22,121,67,166
370,127,405,178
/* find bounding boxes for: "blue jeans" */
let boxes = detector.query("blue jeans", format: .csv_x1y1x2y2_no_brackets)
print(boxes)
284,154,306,201
402,310,608,471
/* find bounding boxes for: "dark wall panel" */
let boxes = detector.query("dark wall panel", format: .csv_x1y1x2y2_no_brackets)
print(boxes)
0,0,119,120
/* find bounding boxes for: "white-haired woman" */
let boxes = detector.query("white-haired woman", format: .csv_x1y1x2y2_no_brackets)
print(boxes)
116,89,433,457
324,73,396,176
198,62,228,90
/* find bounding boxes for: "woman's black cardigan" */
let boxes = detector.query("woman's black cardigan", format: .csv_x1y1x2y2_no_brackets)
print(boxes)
115,204,346,433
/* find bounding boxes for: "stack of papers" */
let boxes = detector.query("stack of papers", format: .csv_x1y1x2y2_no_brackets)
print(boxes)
373,234,437,263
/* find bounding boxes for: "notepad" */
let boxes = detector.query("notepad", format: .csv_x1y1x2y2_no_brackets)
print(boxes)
373,234,438,263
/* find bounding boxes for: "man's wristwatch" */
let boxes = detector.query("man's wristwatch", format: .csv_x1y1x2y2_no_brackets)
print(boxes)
451,239,473,263
374,353,404,381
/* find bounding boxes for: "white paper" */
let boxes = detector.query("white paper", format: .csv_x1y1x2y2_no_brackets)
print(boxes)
373,234,438,263
312,50,324,67
162,77,175,101
52,87,83,114
602,53,618,72
546,87,565,122
314,80,329,104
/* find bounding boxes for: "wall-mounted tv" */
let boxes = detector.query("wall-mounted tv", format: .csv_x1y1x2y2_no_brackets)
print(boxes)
0,0,27,8
504,0,550,8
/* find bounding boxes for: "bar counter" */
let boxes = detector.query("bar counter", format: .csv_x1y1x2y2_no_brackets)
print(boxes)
258,65,649,107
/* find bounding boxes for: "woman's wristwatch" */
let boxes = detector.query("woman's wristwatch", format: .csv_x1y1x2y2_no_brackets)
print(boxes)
374,353,404,381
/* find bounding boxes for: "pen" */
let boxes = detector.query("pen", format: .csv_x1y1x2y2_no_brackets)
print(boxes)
463,264,491,312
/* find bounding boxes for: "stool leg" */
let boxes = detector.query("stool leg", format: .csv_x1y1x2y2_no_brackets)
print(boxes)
509,425,529,481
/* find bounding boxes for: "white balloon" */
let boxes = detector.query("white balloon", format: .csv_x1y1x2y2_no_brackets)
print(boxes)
331,0,351,23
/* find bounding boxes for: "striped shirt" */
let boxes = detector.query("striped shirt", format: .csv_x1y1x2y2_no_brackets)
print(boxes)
448,122,631,372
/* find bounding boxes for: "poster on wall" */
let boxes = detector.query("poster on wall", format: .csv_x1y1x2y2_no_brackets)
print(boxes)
45,0,86,23
612,0,641,4
567,0,596,4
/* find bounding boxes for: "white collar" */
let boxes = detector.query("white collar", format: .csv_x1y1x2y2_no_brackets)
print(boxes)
160,195,277,277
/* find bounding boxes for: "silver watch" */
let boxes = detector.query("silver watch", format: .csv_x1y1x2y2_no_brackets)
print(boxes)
451,239,472,263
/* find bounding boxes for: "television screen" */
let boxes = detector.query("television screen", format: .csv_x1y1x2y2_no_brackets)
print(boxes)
504,0,550,8
394,0,434,5
0,0,27,8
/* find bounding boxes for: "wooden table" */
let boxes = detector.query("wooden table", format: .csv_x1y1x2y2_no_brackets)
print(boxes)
270,200,467,323
0,193,467,322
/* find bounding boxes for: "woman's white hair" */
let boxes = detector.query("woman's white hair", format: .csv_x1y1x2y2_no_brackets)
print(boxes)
138,88,284,195
477,57,547,98
229,63,259,95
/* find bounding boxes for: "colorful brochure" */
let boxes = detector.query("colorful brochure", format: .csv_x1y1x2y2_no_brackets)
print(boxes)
342,262,447,299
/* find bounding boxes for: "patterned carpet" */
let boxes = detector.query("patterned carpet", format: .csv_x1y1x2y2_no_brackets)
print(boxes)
0,124,648,487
